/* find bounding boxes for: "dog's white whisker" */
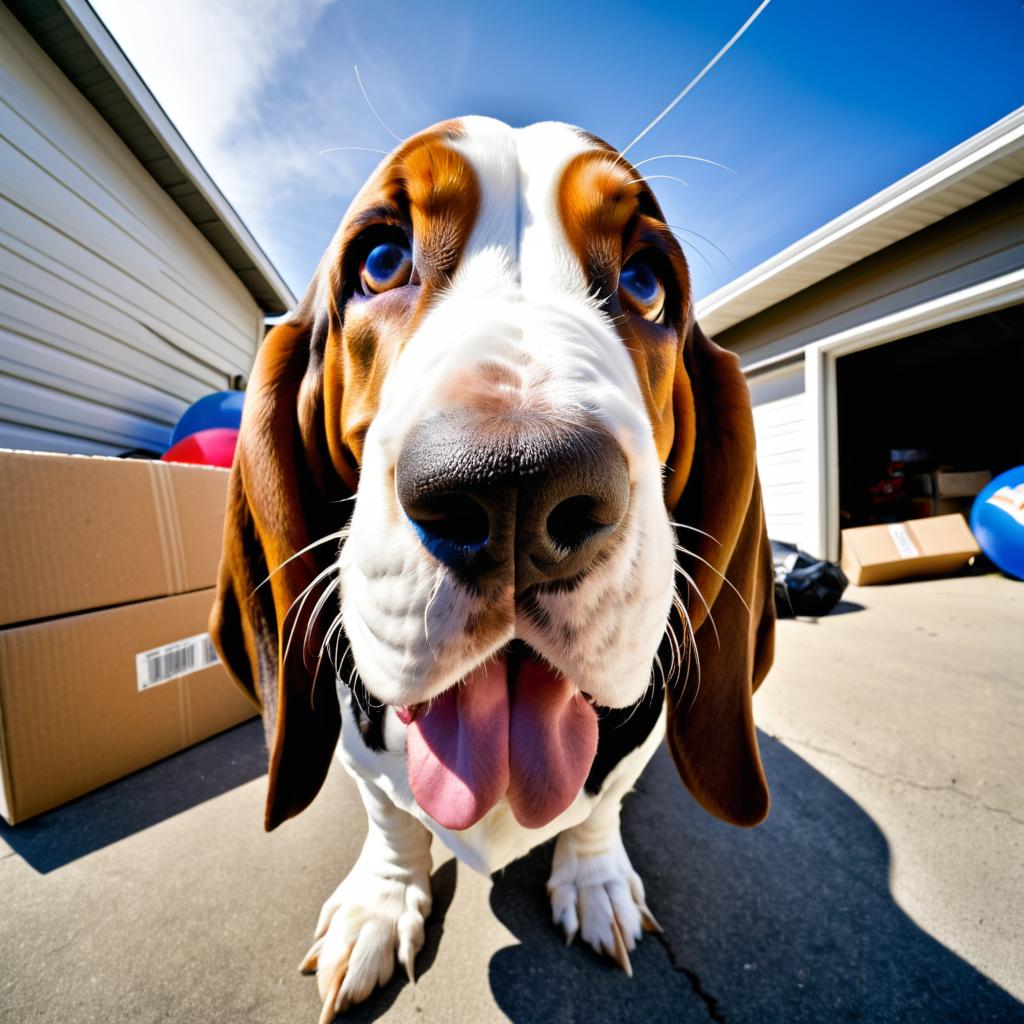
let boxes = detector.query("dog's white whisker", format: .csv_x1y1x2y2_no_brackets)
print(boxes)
668,520,722,546
320,601,348,666
631,153,737,175
305,574,342,662
317,605,347,665
309,601,345,710
651,651,668,692
353,64,403,144
625,173,690,190
422,565,446,659
336,629,350,667
667,225,738,272
620,0,774,156
671,234,714,271
661,596,683,687
673,562,721,651
674,542,751,617
349,668,372,721
670,583,703,714
281,561,341,671
250,528,349,596
317,145,392,158
303,598,339,708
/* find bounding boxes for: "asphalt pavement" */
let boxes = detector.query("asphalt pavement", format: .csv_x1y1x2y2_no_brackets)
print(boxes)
1,574,1021,1023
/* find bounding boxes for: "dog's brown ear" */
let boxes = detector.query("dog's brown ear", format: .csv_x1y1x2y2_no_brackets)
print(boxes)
662,317,775,827
210,313,355,831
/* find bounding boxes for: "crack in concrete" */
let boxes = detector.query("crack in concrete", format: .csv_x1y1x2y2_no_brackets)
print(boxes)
650,930,726,1023
771,733,1024,827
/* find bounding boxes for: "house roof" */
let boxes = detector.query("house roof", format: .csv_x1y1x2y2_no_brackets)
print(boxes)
696,105,1024,337
8,0,297,314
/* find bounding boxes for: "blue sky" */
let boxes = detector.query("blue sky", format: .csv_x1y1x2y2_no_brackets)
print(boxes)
93,0,1023,304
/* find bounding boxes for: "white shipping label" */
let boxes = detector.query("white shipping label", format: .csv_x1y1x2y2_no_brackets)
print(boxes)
136,632,220,691
887,523,920,559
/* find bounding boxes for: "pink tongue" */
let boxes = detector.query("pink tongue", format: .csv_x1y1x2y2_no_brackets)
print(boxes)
406,655,598,831
506,659,599,829
405,660,510,832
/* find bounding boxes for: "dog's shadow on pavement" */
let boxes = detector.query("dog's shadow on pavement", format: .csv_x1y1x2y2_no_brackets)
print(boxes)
487,735,1023,1024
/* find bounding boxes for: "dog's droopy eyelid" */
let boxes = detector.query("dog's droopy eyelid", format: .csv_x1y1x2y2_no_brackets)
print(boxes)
349,201,406,231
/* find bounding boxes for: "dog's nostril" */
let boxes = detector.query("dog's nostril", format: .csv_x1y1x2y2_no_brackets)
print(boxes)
411,492,490,548
546,495,606,551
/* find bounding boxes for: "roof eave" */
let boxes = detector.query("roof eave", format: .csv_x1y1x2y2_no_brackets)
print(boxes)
9,0,297,314
696,105,1024,337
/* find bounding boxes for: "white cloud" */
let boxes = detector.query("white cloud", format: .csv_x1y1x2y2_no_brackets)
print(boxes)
91,0,436,294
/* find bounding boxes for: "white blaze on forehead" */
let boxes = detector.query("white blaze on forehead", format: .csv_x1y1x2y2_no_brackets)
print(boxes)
452,116,594,298
513,121,594,300
450,116,519,290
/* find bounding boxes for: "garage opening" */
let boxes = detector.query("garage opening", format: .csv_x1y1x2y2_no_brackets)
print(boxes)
835,304,1024,531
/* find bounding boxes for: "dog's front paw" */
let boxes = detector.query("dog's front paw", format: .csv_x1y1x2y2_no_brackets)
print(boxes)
299,860,431,1022
547,831,661,977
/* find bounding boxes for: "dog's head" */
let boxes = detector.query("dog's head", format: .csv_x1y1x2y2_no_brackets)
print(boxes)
210,117,774,834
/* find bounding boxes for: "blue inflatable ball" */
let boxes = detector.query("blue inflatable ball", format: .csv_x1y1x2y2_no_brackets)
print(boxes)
970,465,1024,581
170,390,245,447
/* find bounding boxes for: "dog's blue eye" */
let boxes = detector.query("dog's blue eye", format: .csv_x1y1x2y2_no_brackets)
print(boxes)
619,256,666,322
360,240,412,293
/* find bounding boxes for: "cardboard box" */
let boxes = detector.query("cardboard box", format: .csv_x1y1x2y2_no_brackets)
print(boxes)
840,513,981,586
909,495,972,519
0,588,256,824
0,449,229,627
932,469,991,499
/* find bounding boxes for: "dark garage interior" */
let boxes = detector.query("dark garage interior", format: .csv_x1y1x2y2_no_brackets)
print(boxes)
836,303,1024,529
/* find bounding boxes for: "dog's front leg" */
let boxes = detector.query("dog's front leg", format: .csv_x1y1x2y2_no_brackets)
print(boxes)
547,729,664,976
300,775,433,1021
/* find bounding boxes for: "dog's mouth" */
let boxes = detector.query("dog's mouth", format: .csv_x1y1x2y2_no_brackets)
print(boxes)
395,640,598,832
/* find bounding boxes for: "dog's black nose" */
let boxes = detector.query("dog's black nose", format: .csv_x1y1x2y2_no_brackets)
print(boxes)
396,413,630,590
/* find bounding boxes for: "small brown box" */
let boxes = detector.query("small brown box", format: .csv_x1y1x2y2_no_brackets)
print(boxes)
0,589,255,824
932,469,992,499
840,514,981,586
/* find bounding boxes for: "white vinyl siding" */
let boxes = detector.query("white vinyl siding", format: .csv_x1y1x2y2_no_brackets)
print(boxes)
0,5,263,455
748,363,808,549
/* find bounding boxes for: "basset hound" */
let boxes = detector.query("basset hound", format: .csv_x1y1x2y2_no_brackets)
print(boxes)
210,116,775,1020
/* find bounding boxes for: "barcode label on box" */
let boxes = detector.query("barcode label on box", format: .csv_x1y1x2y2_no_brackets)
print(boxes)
887,523,920,559
136,633,220,691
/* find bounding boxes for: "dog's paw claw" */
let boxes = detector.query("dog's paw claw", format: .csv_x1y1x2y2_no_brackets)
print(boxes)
299,937,323,975
609,918,633,977
548,833,654,975
398,945,416,985
309,868,431,1018
396,908,425,985
639,901,663,935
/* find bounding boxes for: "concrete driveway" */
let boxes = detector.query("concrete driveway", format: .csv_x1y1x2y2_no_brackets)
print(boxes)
2,574,1021,1023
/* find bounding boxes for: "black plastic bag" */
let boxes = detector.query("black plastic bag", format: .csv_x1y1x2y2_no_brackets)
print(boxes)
771,540,849,618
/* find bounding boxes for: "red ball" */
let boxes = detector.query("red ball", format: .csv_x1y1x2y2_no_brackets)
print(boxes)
161,427,238,469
